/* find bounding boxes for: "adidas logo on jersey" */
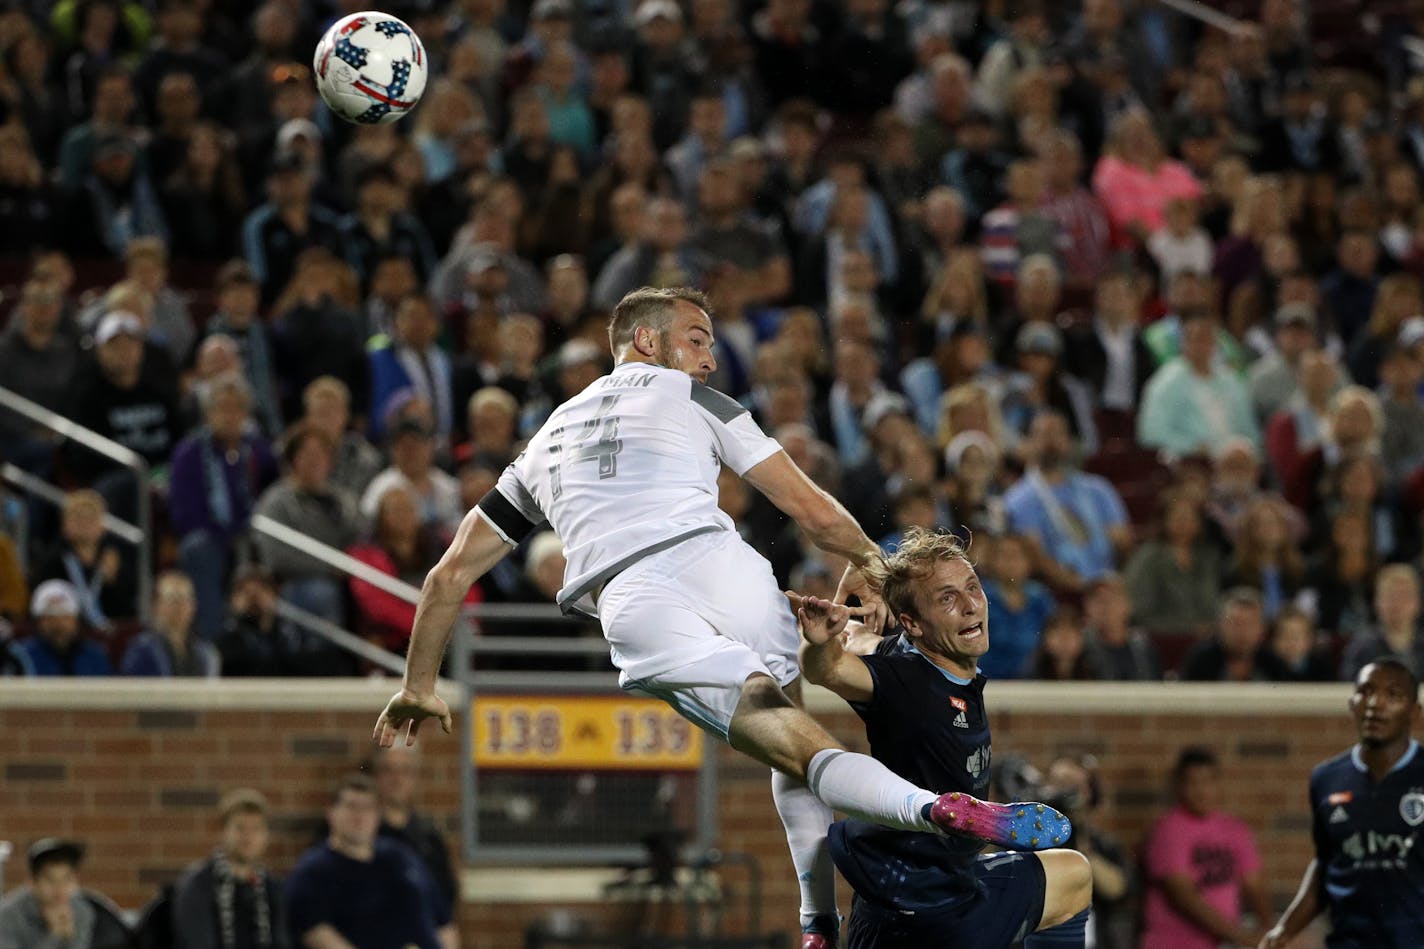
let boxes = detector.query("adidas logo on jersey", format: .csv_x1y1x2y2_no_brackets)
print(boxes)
1330,806,1350,825
952,710,969,729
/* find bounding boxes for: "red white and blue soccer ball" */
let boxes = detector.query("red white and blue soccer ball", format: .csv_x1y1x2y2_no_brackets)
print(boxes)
313,11,428,125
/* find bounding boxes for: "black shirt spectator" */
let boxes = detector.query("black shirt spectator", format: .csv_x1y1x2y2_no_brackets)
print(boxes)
241,152,344,305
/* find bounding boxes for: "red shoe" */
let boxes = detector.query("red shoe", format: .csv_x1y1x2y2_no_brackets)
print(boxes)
802,933,836,949
929,792,1072,851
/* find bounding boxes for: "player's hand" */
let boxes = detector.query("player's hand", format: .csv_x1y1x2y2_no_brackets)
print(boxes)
833,564,888,633
1257,926,1289,949
792,594,851,645
840,618,885,657
374,688,452,748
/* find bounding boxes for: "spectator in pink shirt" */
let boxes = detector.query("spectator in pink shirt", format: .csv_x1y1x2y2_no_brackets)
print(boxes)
1092,108,1202,246
1140,747,1271,949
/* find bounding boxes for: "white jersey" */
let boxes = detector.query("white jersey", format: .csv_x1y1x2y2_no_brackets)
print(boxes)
477,362,782,616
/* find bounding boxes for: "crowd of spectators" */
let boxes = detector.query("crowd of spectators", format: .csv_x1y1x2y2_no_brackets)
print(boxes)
0,747,460,949
4,0,1424,683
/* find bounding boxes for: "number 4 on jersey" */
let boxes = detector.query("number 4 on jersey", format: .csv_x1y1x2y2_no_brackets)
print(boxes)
549,394,623,499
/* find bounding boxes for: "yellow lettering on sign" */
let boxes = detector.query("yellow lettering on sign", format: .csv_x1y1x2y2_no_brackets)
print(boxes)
472,695,704,770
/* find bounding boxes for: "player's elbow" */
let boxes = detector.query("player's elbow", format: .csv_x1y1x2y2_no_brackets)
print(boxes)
424,558,474,603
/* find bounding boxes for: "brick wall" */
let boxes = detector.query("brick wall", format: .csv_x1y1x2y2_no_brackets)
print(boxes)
0,681,1358,948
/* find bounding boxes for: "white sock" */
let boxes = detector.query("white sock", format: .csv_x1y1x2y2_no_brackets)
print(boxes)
771,770,838,929
805,748,939,833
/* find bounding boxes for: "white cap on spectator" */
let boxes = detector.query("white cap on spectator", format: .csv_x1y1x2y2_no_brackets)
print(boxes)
559,339,603,369
94,311,144,345
31,579,81,618
634,0,682,27
943,430,999,475
276,117,322,151
861,391,910,431
1400,316,1424,349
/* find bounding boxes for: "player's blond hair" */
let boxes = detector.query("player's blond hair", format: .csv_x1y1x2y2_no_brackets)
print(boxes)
863,527,973,620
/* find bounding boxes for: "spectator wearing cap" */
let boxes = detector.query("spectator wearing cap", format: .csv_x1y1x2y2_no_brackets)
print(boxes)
338,165,437,290
14,579,111,677
370,294,455,446
168,372,277,638
1000,321,1098,454
629,0,700,151
67,310,183,519
298,376,383,499
0,279,76,475
1138,310,1260,459
56,66,138,190
59,124,168,259
592,198,711,311
203,261,282,436
0,838,123,949
1004,411,1130,592
1063,267,1153,414
1259,72,1341,174
218,564,314,677
360,420,462,534
942,430,1007,537
241,150,343,305
1379,342,1424,485
120,570,220,677
1248,303,1324,424
34,490,139,628
171,788,290,949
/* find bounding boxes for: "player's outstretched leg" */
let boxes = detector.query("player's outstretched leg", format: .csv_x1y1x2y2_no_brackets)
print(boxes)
730,677,1072,852
930,793,1074,850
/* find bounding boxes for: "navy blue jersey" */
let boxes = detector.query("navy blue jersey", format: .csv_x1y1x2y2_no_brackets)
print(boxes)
1310,740,1424,948
831,636,991,912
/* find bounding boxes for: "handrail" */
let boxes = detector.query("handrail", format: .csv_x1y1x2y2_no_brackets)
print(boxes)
251,514,422,604
1153,0,1246,34
0,384,153,623
272,599,409,677
1,464,145,545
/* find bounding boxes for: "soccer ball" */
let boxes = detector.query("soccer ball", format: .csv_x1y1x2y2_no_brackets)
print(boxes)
313,11,427,125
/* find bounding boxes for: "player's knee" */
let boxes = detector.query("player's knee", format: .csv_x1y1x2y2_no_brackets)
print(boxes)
1043,849,1093,908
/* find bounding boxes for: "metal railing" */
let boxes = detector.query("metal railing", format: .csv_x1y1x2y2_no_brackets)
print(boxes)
0,385,153,622
1153,0,1246,34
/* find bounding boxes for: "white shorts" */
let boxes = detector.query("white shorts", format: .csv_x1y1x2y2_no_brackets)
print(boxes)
596,530,801,741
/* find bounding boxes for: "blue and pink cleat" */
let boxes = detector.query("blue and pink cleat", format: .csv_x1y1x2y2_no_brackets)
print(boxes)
929,792,1073,851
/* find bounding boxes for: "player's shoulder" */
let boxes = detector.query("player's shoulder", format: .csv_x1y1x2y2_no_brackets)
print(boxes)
1311,747,1358,785
689,378,751,423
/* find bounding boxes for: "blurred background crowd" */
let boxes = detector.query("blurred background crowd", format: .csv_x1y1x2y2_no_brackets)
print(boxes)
3,0,1424,684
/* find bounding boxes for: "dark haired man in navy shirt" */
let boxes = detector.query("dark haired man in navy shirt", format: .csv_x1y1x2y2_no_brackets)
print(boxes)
797,526,1090,948
1262,658,1424,948
283,774,453,949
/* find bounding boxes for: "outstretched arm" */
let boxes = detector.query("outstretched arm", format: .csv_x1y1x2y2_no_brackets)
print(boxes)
374,506,515,747
1259,859,1322,949
744,451,886,628
791,592,874,704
